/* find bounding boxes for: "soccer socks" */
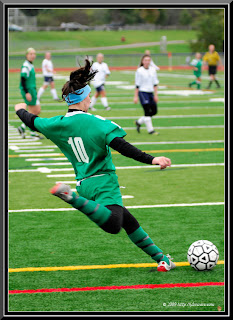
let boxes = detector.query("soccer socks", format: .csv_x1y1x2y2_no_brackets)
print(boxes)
215,79,221,88
144,116,154,133
190,81,196,86
37,87,44,99
51,88,59,100
101,97,109,108
137,116,145,125
68,193,112,227
207,81,213,89
128,226,169,264
90,96,97,108
196,80,201,90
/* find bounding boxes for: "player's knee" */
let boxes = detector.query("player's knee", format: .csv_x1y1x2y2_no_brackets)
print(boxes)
100,205,123,234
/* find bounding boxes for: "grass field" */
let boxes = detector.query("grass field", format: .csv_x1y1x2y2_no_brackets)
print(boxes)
8,66,225,313
9,30,197,54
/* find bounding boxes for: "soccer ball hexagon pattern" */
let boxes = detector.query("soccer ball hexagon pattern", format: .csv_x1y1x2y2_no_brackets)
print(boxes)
187,240,219,271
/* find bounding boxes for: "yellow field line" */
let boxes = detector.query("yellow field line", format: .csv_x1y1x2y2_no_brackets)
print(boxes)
9,148,224,158
9,260,224,273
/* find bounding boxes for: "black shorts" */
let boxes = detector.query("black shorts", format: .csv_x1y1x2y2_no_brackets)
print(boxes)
96,84,105,92
44,76,54,83
208,66,217,75
139,91,157,117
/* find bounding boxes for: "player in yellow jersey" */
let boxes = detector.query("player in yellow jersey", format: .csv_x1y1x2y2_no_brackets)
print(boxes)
202,44,222,89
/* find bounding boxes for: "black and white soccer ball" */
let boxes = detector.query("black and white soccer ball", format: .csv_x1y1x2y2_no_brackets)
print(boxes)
187,240,219,271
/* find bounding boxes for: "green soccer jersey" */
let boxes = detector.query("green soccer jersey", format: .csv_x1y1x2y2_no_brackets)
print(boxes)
34,111,127,180
190,59,202,77
19,60,36,90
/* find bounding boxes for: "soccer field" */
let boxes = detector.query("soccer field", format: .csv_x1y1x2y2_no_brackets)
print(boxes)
8,68,225,312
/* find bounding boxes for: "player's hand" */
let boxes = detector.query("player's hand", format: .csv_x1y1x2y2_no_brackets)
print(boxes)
152,156,171,170
133,96,138,104
15,103,27,112
25,93,32,102
154,95,159,103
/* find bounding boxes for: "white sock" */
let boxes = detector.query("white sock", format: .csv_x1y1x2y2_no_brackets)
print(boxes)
21,123,26,129
90,96,97,108
137,116,145,125
37,87,44,99
51,88,58,100
101,97,108,108
144,116,154,133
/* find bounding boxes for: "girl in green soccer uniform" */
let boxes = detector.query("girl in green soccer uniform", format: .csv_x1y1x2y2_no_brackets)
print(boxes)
18,48,42,139
15,59,175,272
188,52,202,90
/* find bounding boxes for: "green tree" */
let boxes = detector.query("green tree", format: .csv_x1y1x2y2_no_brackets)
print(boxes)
179,9,192,26
20,9,42,16
139,9,160,24
190,9,224,52
157,9,168,25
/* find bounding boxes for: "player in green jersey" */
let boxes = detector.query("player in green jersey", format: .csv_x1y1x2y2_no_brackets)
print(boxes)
188,52,202,90
15,59,176,272
18,48,43,139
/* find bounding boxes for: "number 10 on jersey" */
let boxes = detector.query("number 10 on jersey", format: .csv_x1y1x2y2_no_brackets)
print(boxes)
68,137,89,163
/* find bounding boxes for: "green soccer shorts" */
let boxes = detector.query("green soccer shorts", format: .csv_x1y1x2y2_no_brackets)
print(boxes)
21,87,38,106
76,172,123,207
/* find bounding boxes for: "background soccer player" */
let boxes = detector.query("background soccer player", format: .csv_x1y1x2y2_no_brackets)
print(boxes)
37,52,59,102
14,59,175,272
202,44,222,89
18,47,42,139
189,52,202,90
89,53,111,111
134,54,159,135
144,49,160,71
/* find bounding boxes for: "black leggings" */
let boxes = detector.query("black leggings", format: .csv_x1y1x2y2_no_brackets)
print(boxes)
100,205,140,235
143,103,157,117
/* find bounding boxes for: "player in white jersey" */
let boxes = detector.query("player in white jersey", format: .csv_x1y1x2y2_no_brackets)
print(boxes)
37,52,59,102
145,50,160,71
89,53,111,111
134,54,159,135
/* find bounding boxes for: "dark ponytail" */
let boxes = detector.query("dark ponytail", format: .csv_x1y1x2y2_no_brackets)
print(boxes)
62,59,98,101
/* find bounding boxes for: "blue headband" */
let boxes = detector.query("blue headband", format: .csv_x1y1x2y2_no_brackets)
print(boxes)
64,85,91,106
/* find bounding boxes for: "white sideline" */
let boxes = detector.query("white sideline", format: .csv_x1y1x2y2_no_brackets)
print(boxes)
104,114,224,120
8,202,224,213
124,125,224,130
8,163,224,173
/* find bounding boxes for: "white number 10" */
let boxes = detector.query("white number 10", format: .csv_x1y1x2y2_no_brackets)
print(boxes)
68,137,89,163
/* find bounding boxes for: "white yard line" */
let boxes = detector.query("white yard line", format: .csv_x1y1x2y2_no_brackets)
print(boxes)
26,158,67,161
31,162,70,166
44,163,224,177
124,125,224,130
8,202,224,213
9,142,43,146
15,149,55,153
8,163,224,174
9,145,56,150
104,114,224,120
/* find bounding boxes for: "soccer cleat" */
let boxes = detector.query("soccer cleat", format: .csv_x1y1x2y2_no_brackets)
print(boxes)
17,126,25,139
149,130,160,135
157,254,176,272
30,135,44,140
188,83,192,88
135,121,141,133
50,183,73,202
105,106,111,111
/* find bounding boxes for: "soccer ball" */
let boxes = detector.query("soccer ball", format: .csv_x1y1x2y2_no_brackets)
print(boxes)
187,240,219,271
